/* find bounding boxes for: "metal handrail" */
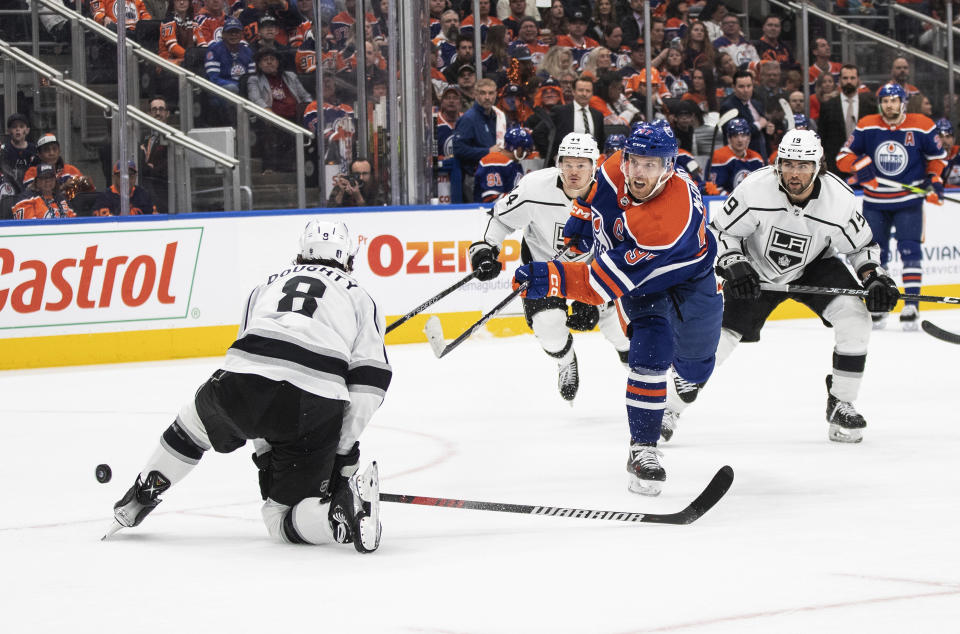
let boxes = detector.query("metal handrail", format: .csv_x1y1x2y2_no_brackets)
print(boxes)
33,0,307,139
890,3,960,37
0,39,236,169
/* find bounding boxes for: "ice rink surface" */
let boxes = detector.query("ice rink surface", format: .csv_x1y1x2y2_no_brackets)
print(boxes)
2,311,959,633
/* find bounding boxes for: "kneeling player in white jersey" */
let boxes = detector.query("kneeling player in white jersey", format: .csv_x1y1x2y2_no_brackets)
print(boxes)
104,219,391,552
468,132,630,402
663,130,900,443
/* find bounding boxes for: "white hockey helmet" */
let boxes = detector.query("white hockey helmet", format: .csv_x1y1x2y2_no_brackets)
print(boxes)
776,129,823,166
298,218,358,271
557,132,600,167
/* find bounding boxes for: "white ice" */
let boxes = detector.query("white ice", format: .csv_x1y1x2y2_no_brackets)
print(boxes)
2,312,960,633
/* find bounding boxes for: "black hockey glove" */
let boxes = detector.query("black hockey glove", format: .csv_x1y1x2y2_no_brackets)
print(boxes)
716,253,761,300
862,268,900,313
329,441,360,498
469,241,502,281
566,301,600,331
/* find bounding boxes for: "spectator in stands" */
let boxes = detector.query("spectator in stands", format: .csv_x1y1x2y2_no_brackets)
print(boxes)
540,0,568,39
451,77,501,202
682,65,718,113
91,161,159,216
248,47,311,173
436,85,462,159
433,9,460,70
787,89,805,115
11,164,74,220
326,158,385,206
936,118,960,185
204,17,254,93
715,50,736,96
497,83,533,127
502,0,529,39
288,0,319,50
645,17,669,65
526,78,564,156
662,47,691,98
444,34,476,81
139,97,171,212
92,0,152,31
783,69,803,95
883,56,920,99
699,0,727,42
808,37,840,90
810,71,838,121
601,24,629,69
481,24,509,76
159,0,198,65
625,67,671,117
238,0,297,46
618,40,646,82
664,97,703,153
513,17,549,67
682,20,715,71
664,0,690,41
23,133,87,191
754,60,785,113
252,14,292,61
591,0,618,43
429,0,446,37
719,69,769,160
557,10,598,66
455,64,477,108
537,44,577,82
1,113,37,201
303,75,356,166
461,0,503,43
906,93,933,117
753,14,795,70
713,13,758,69
545,76,605,163
592,70,640,128
195,0,227,46
818,64,875,175
621,0,648,48
580,46,613,80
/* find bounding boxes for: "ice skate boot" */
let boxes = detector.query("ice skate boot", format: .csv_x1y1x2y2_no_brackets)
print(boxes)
330,462,381,553
899,304,919,331
557,352,579,402
660,409,679,442
626,442,666,496
103,470,171,539
660,375,704,442
870,313,888,330
825,375,866,443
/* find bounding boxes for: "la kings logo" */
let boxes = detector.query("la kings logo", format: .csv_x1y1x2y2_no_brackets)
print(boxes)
765,228,810,274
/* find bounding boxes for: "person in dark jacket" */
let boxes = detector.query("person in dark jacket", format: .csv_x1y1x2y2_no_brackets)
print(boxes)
718,70,769,161
451,77,502,202
91,161,159,216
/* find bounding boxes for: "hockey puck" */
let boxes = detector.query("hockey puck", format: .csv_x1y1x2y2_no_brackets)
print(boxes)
95,464,112,483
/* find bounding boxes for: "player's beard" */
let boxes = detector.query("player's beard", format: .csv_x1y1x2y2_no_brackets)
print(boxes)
783,171,814,199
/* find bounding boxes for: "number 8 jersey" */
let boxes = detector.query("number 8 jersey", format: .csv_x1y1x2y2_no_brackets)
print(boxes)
222,263,392,448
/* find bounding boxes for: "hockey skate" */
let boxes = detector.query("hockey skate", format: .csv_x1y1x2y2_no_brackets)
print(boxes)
626,442,666,496
899,304,919,331
660,409,679,442
102,470,171,540
660,375,703,442
870,313,888,330
557,352,579,402
330,462,381,553
825,375,866,443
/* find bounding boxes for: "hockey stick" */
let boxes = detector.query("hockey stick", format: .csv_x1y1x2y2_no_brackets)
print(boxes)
760,282,960,305
381,465,734,526
875,176,960,205
778,98,794,131
703,109,740,185
921,320,960,344
386,270,481,334
423,282,528,358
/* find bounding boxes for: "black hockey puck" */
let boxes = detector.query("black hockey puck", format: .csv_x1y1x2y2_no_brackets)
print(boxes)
95,464,112,483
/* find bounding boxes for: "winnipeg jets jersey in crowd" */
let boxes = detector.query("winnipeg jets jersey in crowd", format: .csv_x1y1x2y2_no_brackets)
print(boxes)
566,151,716,303
483,166,585,261
709,146,765,194
223,263,392,452
712,167,880,284
836,113,946,206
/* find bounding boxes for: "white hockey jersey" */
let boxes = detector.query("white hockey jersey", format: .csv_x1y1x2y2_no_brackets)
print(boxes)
222,263,392,452
712,167,880,284
483,166,587,262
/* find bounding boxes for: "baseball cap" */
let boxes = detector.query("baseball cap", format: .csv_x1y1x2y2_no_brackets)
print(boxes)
37,133,59,148
36,164,57,179
223,16,242,31
440,84,461,98
113,160,138,173
636,68,662,84
6,113,29,128
502,84,522,97
667,98,699,116
258,14,278,26
569,10,588,22
457,64,476,75
510,45,533,61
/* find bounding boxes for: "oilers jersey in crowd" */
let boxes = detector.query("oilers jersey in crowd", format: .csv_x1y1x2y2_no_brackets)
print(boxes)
435,112,457,159
562,150,716,304
836,113,946,206
474,150,524,202
708,146,765,194
943,144,960,185
675,149,703,188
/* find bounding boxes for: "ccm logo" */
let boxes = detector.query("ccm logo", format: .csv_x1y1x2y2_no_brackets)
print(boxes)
0,242,178,313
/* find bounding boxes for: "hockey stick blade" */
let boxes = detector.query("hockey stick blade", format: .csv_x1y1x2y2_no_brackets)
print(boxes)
423,315,446,358
921,320,960,345
380,465,734,526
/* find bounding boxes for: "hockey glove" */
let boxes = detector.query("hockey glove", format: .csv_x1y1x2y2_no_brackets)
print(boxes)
716,253,761,300
862,268,901,313
703,181,721,196
923,175,944,205
469,241,502,281
850,156,878,190
329,442,361,499
563,211,594,255
566,301,600,331
513,261,566,299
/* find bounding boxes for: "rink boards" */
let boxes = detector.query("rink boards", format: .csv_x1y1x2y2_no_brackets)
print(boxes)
1,198,959,369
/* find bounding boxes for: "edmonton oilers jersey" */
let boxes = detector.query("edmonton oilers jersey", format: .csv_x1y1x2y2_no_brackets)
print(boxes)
838,113,946,206
708,146,765,194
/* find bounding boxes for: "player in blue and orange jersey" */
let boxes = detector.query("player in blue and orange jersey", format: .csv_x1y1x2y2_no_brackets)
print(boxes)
836,82,947,330
935,118,960,185
474,127,532,202
599,133,625,166
707,117,765,195
513,121,722,497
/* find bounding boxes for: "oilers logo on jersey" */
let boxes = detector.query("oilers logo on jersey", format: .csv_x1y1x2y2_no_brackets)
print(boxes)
765,228,810,274
732,169,753,188
874,141,909,176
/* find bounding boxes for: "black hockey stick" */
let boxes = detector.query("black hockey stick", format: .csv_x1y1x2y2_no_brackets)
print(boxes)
760,283,960,306
703,108,739,186
423,281,528,358
386,270,480,334
381,465,734,525
921,320,960,344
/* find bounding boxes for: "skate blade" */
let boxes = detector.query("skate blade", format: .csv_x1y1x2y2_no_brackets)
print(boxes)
423,316,446,358
356,462,381,553
628,476,663,497
101,520,124,541
828,424,863,443
659,428,674,442
901,321,919,332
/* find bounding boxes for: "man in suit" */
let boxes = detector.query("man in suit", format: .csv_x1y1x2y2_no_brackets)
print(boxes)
543,77,605,165
719,70,769,161
818,64,876,176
